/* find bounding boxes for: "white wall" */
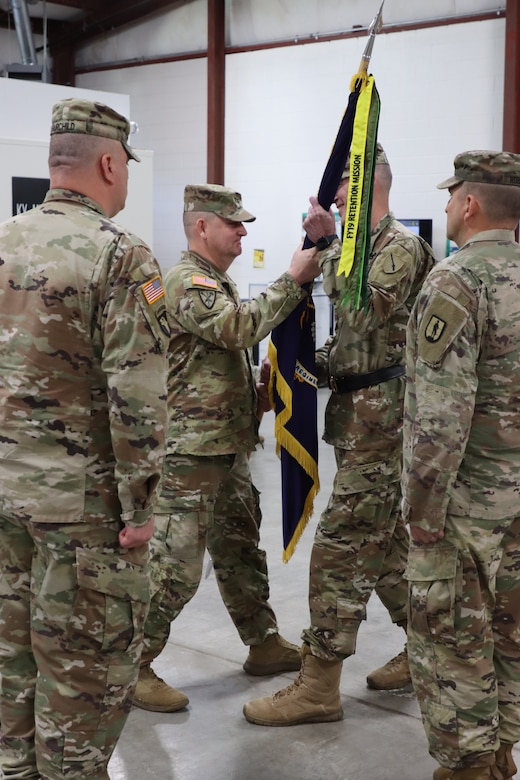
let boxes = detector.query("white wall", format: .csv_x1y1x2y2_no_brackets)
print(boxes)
0,78,130,140
0,79,154,247
77,58,206,270
77,15,505,296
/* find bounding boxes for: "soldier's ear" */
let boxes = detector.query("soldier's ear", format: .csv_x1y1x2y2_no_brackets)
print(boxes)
196,216,208,239
463,193,479,221
99,152,115,185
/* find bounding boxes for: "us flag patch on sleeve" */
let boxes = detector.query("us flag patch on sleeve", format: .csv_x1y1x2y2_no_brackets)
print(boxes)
192,275,218,289
142,275,165,304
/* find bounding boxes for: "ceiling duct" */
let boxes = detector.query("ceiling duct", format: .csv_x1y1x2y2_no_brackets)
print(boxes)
2,0,44,80
11,0,37,66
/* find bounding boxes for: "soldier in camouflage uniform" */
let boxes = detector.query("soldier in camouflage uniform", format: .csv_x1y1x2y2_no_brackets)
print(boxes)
244,143,435,727
133,183,322,712
0,99,169,779
402,151,520,780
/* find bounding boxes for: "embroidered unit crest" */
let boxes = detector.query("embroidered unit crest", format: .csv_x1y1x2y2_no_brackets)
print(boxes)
199,289,216,309
425,314,446,343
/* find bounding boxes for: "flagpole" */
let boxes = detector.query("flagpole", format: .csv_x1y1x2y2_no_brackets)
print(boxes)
353,0,385,88
270,1,387,562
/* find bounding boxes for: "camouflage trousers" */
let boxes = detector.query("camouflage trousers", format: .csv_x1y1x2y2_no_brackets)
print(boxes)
302,448,409,661
406,513,520,769
0,515,150,780
141,452,278,665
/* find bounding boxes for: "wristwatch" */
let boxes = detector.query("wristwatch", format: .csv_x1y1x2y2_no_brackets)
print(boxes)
315,234,337,251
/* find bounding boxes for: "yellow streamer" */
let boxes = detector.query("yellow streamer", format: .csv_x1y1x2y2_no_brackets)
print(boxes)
338,75,375,278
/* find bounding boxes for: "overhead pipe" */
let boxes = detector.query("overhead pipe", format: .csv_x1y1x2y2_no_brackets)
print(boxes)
11,0,38,65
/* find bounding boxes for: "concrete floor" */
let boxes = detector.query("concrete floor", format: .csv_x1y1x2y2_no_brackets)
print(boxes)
109,389,519,780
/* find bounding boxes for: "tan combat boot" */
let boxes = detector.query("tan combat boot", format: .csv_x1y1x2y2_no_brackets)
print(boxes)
243,644,343,726
133,664,189,712
366,645,411,690
451,768,500,779
433,765,500,779
433,770,453,780
495,743,517,779
243,633,301,676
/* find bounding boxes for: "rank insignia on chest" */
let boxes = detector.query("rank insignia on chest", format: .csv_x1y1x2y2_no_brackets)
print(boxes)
199,289,217,309
425,314,446,343
142,275,165,305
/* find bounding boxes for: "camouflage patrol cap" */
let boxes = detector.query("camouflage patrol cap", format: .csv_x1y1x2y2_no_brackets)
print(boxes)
341,142,389,180
184,183,256,222
437,150,520,189
50,98,140,162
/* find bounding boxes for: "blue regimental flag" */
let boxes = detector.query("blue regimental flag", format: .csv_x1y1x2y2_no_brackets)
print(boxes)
269,2,384,562
268,291,319,563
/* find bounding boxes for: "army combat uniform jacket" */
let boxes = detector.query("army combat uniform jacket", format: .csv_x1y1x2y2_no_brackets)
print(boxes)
163,250,307,457
402,232,520,769
316,212,435,470
0,189,169,528
402,228,520,532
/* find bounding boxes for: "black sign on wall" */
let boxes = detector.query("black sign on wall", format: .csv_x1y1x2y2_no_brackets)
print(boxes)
12,176,50,217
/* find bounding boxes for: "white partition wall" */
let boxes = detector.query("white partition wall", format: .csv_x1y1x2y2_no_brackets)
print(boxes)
0,79,154,248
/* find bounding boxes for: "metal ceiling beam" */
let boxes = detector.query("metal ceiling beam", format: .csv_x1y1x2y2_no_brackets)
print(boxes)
47,0,195,52
44,0,99,8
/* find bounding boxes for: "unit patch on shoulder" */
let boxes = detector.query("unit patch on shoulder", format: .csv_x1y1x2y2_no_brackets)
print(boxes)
424,315,446,343
142,275,165,305
199,289,216,309
192,274,218,289
383,252,405,274
418,290,470,366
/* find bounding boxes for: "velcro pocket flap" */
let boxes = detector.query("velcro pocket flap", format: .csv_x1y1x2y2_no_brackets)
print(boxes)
404,544,458,582
336,460,399,496
76,547,149,603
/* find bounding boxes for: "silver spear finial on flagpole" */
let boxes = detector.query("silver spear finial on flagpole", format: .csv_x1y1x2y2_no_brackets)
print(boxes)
360,0,385,73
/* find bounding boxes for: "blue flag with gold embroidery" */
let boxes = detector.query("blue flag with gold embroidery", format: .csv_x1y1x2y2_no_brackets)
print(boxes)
269,3,384,562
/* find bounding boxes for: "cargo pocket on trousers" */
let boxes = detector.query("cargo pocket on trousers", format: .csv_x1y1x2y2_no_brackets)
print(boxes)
405,543,459,646
69,547,150,653
335,460,399,496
